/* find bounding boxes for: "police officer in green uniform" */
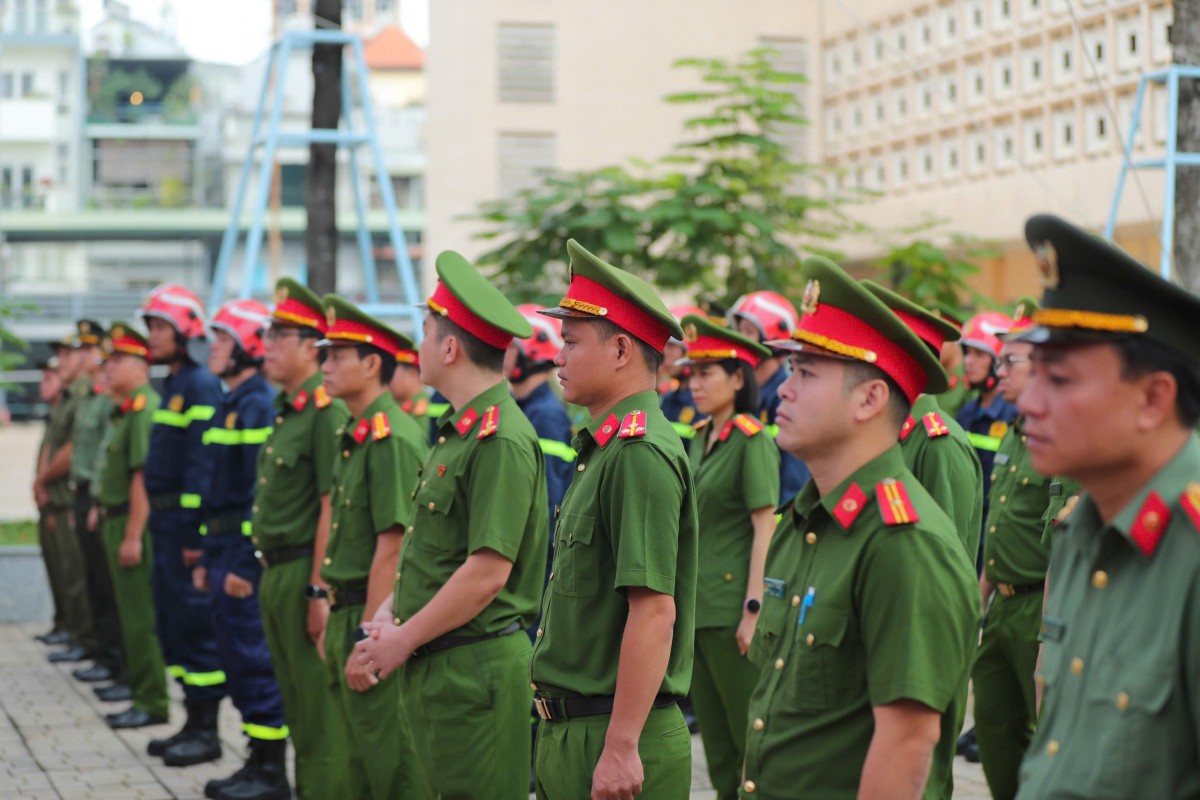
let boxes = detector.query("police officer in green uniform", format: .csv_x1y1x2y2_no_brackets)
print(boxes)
528,240,699,800
95,323,171,729
355,251,547,799
677,314,778,800
740,257,978,800
316,295,429,800
933,304,972,418
253,278,352,799
1015,215,1200,799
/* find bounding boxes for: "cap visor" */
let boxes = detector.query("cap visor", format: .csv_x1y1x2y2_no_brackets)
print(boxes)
537,307,597,321
1013,325,1131,346
763,338,859,361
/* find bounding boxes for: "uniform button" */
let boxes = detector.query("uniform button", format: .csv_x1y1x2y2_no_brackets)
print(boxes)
1070,657,1084,674
252,537,259,546
805,532,817,544
774,658,784,670
333,523,338,529
752,718,764,731
259,477,267,485
1115,692,1130,711
393,617,401,625
577,463,586,472
275,457,283,466
1091,570,1109,589
806,633,815,646
988,525,997,534
743,780,756,793
988,559,995,567
342,450,350,458
530,682,538,691
275,416,283,425
1046,740,1060,756
266,446,273,454
999,495,1007,503
438,436,446,445
252,505,259,513
548,572,553,581
536,628,544,637
427,501,436,511
344,499,351,507
395,571,401,579
724,573,733,582
323,557,331,565
1021,435,1028,443
1010,465,1017,473
1022,477,1029,485
422,480,427,488
792,595,801,607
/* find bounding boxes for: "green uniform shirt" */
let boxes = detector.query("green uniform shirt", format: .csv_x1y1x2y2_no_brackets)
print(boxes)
393,382,547,636
530,390,699,698
982,418,1053,584
741,446,978,800
320,391,427,590
97,385,159,507
1018,436,1200,800
1040,476,1082,548
935,365,972,418
688,415,779,629
898,394,984,563
71,385,114,484
251,373,350,552
42,380,87,508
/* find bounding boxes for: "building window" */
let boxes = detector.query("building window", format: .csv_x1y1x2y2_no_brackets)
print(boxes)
966,0,985,38
20,73,33,97
942,75,958,112
1152,7,1174,63
1053,36,1074,86
994,0,1012,28
56,142,68,184
498,24,555,104
498,132,556,198
875,97,885,124
33,0,45,31
874,37,886,65
942,6,958,44
894,88,907,119
1116,15,1142,72
0,73,12,99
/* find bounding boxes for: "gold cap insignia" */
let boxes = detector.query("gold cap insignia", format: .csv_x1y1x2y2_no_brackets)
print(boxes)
1036,242,1059,290
1013,302,1026,322
111,323,126,338
78,320,90,334
325,306,337,328
684,323,699,343
274,284,289,304
801,279,821,316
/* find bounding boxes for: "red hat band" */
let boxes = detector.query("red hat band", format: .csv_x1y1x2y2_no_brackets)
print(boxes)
795,304,927,403
112,336,151,361
273,298,326,333
685,334,764,368
427,281,513,350
893,309,948,353
559,275,671,351
325,318,417,364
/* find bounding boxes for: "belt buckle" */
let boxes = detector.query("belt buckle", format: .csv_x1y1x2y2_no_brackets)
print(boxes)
328,586,338,607
534,697,552,721
999,583,1015,597
255,550,267,568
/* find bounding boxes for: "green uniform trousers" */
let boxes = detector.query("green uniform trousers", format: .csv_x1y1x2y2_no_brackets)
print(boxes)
972,590,1041,800
40,505,94,649
399,631,530,800
535,703,692,800
101,516,169,717
691,626,758,800
325,603,427,800
259,558,351,800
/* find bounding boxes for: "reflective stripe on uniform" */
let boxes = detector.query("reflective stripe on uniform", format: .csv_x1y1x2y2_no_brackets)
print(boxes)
181,493,202,508
426,402,450,417
242,722,290,741
539,439,576,462
167,665,187,679
672,421,696,439
180,669,226,687
202,426,273,445
967,432,1003,452
152,405,217,427
242,520,252,536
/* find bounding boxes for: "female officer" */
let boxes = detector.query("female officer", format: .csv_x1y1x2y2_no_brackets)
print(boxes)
679,313,779,800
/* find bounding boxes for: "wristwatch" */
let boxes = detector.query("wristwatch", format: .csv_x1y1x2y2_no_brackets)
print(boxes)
304,584,329,600
744,598,762,614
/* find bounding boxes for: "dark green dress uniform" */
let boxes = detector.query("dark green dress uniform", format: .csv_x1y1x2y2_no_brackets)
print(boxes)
1013,214,1200,799
678,314,779,800
974,417,1053,800
96,333,169,719
531,241,699,800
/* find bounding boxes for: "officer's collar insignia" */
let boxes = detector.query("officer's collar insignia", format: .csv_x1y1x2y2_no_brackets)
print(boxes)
618,410,648,439
455,407,480,437
684,324,698,343
275,285,289,304
477,405,500,440
876,478,919,526
594,413,620,448
401,399,413,414
351,417,371,444
718,419,734,442
1130,490,1170,557
168,394,185,413
120,396,135,414
293,389,310,411
372,412,391,441
801,279,820,316
922,412,950,438
438,464,447,477
832,482,867,529
314,385,332,409
226,412,237,429
899,415,916,441
1180,482,1200,532
326,306,337,328
1035,242,1059,290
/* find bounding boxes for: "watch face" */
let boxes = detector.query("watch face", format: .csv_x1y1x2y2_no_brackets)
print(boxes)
746,599,761,613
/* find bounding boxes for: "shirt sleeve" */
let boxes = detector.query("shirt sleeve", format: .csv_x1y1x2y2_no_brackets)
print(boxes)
602,441,684,595
463,437,540,561
741,432,781,512
367,429,424,535
919,439,984,541
313,403,348,496
128,403,154,471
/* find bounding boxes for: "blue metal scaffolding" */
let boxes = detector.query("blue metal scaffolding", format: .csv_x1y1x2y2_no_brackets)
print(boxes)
1105,64,1200,281
210,29,422,335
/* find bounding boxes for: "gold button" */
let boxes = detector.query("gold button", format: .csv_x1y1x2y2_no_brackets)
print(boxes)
323,557,331,565
275,416,283,424
344,499,351,507
1092,570,1109,589
421,480,427,488
266,446,273,454
988,559,995,566
577,463,586,472
548,572,553,581
438,436,446,445
1021,434,1028,443
753,718,764,731
252,537,259,546
342,450,350,458
999,495,1007,503
1070,657,1084,675
393,617,401,625
536,628,544,637
395,571,401,579
1010,465,1017,473
259,477,267,485
427,501,436,511
805,532,817,544
332,523,338,530
1046,740,1060,756
1144,511,1161,531
1035,674,1046,688
774,658,784,670
530,682,537,690
989,525,996,534
806,633,815,646
1022,477,1029,486
792,595,801,607
744,780,756,793
724,573,733,582
252,505,259,513
1115,692,1130,711
275,457,283,466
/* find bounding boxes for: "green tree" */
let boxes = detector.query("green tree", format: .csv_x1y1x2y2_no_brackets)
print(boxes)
872,220,997,311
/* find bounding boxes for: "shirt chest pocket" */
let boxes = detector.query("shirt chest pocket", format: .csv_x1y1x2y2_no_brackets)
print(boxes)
789,607,864,714
747,594,790,668
411,476,460,553
552,513,599,598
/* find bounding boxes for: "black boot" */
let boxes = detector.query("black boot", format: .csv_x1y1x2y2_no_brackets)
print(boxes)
216,739,291,800
148,699,203,757
162,700,222,767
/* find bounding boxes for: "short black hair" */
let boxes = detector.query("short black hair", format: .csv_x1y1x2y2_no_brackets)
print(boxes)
842,360,910,428
1113,337,1200,428
593,319,663,376
353,343,397,385
432,314,506,373
713,358,760,415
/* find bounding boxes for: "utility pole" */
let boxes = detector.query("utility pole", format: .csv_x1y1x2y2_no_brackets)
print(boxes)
1171,0,1200,290
306,0,342,295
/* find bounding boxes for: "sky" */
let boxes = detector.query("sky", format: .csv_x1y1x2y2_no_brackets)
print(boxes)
79,0,430,65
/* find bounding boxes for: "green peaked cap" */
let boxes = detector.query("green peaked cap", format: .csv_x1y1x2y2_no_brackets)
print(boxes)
318,294,416,359
108,321,151,360
72,319,106,347
271,277,326,330
428,250,532,343
1020,214,1200,359
769,256,949,401
861,280,962,352
539,239,684,351
677,313,772,366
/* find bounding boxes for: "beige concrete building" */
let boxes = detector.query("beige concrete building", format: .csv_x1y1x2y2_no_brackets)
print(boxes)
425,0,1174,302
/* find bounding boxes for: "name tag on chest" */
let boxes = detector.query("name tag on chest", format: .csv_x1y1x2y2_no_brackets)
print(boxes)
763,578,785,599
994,453,1010,465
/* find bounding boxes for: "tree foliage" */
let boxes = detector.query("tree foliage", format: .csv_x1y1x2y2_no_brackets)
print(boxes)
871,220,997,312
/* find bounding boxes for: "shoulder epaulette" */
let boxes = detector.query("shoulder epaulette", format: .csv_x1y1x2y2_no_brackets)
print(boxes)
1131,491,1170,556
618,410,648,439
732,414,764,438
691,418,712,432
371,411,391,441
876,478,919,526
922,411,950,438
1181,482,1200,532
414,398,429,417
314,385,332,409
132,394,146,412
476,405,499,440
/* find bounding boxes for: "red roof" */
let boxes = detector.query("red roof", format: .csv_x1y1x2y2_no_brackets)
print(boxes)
364,25,424,70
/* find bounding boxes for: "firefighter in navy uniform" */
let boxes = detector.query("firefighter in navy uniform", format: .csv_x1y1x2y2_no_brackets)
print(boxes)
139,284,228,767
196,300,291,800
659,305,707,441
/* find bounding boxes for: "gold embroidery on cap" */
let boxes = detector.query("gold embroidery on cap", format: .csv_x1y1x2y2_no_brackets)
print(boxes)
426,297,450,317
684,324,699,342
275,285,289,304
793,330,878,363
1032,308,1149,334
559,297,607,317
1036,242,1059,290
801,279,821,316
325,306,337,327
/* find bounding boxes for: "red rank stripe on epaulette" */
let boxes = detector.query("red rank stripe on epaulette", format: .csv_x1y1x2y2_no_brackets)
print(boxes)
351,418,371,444
618,411,647,439
832,483,867,528
733,414,763,437
455,407,479,437
1130,490,1170,557
292,390,309,411
900,415,916,441
1182,483,1200,533
876,479,919,526
477,405,499,440
314,385,331,409
372,412,391,441
719,420,734,442
594,413,620,448
922,412,950,438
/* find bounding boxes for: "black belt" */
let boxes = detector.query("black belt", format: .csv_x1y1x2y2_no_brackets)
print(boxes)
70,480,90,494
100,503,129,519
148,493,183,511
412,621,522,659
328,586,368,611
534,692,682,723
996,580,1045,598
255,544,312,569
203,514,247,536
